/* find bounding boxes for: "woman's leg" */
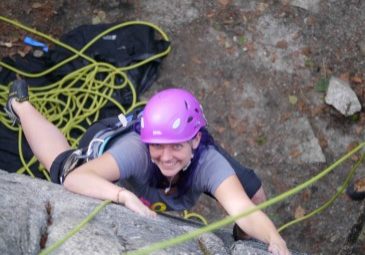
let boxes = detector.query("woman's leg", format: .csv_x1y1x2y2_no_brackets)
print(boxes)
12,100,71,171
251,186,267,204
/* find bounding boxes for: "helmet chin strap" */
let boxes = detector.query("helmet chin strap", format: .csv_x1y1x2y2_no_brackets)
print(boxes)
164,175,175,194
182,153,194,171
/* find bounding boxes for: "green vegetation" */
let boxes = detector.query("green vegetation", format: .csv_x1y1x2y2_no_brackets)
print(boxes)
304,58,315,69
314,77,330,93
238,35,246,45
256,134,267,145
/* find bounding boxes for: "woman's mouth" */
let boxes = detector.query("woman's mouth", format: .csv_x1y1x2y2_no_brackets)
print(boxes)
160,161,177,168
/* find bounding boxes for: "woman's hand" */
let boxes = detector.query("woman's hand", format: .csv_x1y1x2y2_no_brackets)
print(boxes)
214,176,291,255
268,236,291,255
118,189,156,217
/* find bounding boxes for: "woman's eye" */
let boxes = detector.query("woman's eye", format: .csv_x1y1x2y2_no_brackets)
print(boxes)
150,144,162,149
172,144,183,150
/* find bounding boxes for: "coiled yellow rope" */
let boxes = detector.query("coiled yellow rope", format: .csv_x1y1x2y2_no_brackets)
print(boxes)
0,16,171,179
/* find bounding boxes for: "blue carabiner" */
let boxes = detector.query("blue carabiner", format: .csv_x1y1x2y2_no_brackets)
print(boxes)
23,36,48,52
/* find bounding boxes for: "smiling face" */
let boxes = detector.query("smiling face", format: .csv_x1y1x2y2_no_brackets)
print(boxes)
148,133,201,178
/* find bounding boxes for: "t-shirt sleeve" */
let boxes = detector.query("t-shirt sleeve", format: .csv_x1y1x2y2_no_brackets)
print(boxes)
195,148,236,195
106,132,149,179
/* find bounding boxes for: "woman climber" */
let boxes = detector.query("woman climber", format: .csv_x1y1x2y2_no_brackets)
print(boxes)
5,79,290,255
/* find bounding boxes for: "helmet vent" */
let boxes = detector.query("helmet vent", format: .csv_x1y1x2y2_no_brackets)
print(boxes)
172,118,181,129
184,100,189,109
187,116,193,123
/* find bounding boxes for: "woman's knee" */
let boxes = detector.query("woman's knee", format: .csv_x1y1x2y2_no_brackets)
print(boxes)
251,186,267,205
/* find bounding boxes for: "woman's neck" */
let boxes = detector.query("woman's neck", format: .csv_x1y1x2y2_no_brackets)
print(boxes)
166,173,179,183
164,174,180,194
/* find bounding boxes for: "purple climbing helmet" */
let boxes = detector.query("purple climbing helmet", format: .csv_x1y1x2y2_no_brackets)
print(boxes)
140,88,207,144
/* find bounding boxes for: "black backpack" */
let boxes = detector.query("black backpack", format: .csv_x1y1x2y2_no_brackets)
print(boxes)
0,22,170,177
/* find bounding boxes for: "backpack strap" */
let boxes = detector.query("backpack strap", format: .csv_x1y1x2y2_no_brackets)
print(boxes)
59,111,141,184
85,112,141,160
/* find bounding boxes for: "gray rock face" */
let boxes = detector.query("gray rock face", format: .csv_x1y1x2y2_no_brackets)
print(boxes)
359,39,365,56
325,77,362,116
289,0,321,13
0,170,305,255
232,241,308,255
270,117,326,164
0,171,214,255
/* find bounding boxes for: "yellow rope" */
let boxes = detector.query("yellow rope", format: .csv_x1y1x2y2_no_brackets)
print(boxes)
183,210,208,225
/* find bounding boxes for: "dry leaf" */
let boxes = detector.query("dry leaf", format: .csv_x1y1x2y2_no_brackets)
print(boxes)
215,126,225,134
32,2,43,9
318,136,328,149
17,46,32,57
347,141,359,152
301,47,311,56
294,206,305,219
354,178,365,193
276,40,288,49
192,57,202,65
290,148,301,158
355,125,363,135
271,52,277,63
244,42,256,54
228,115,238,129
351,154,360,161
0,41,13,47
206,11,215,18
257,3,269,12
234,123,246,135
302,190,311,202
311,105,325,117
223,80,230,88
351,75,363,84
298,100,309,114
339,72,350,81
288,95,298,105
218,0,231,7
242,98,255,109
280,112,292,122
305,16,316,26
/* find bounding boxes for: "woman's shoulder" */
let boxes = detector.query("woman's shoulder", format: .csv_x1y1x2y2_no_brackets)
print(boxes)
108,131,147,153
115,131,143,144
200,145,227,163
193,146,235,193
196,146,233,175
107,131,150,178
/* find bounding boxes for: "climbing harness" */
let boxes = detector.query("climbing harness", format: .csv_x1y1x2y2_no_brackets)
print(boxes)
59,111,142,183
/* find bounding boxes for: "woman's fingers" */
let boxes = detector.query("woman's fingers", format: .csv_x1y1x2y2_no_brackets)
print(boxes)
122,190,156,217
268,240,291,255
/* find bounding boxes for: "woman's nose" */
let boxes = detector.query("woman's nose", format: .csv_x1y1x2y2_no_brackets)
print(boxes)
160,147,173,161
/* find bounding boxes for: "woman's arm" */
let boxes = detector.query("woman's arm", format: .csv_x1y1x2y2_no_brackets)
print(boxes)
214,175,290,255
63,152,156,217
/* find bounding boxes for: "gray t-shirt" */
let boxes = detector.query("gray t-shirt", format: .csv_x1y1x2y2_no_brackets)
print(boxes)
107,132,235,211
